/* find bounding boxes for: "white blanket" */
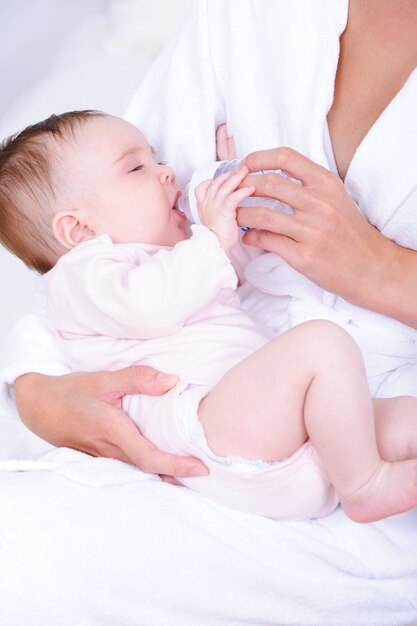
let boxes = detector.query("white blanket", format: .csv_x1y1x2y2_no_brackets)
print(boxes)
1,1,417,624
1,435,417,626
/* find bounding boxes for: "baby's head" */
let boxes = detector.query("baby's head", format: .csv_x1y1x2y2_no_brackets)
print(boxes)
0,111,188,273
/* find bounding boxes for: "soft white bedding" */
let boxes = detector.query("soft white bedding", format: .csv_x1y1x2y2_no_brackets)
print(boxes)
1,426,417,626
1,2,417,625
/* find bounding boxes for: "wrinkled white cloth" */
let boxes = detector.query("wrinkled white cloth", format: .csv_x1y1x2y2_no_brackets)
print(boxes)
1,449,416,626
1,1,417,624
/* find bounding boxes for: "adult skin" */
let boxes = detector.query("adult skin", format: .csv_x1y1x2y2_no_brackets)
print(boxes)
14,0,417,475
15,367,208,479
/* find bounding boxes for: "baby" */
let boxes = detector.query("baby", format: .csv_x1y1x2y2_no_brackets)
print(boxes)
1,110,417,522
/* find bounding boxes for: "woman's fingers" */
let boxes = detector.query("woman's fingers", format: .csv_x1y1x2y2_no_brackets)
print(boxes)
104,407,209,477
237,205,303,240
90,366,209,477
243,147,332,187
242,228,299,263
238,145,405,310
76,396,209,478
99,365,178,400
15,370,209,480
242,171,314,213
159,474,183,486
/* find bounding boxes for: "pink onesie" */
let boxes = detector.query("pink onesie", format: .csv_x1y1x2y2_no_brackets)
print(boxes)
43,225,338,520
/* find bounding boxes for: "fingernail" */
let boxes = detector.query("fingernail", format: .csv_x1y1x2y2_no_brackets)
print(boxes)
191,466,209,477
157,373,177,383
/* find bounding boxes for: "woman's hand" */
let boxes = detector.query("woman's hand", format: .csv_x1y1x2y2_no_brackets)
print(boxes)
238,147,399,306
14,367,209,479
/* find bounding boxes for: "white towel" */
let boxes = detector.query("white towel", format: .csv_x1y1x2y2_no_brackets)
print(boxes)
1,448,417,626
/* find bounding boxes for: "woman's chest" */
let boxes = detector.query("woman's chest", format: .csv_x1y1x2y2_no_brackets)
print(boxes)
327,0,417,181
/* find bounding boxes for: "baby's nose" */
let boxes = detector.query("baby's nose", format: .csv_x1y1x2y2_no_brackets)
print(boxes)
159,164,176,184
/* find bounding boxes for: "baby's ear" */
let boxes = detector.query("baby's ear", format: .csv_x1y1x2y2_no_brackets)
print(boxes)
52,210,96,250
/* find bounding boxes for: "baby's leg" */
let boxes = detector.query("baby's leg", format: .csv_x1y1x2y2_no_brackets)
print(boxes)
373,396,417,461
300,332,417,522
199,320,417,522
199,323,314,462
199,321,374,465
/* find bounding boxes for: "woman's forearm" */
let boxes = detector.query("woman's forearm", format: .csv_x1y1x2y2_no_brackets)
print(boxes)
355,240,417,329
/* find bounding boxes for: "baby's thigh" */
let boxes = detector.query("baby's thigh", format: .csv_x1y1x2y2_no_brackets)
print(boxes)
199,324,331,461
199,320,359,461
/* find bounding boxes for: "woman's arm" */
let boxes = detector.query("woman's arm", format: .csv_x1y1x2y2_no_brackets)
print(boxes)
237,147,417,329
14,367,208,477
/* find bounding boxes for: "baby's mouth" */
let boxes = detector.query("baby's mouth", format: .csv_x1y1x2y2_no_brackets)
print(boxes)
172,190,182,211
171,191,188,223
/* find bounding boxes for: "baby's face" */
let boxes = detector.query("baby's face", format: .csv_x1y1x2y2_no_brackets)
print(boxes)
62,115,189,246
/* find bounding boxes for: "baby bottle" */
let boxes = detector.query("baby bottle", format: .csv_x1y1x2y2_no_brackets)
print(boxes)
177,159,293,227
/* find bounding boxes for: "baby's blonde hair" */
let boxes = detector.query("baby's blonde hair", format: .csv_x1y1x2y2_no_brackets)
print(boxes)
0,110,103,274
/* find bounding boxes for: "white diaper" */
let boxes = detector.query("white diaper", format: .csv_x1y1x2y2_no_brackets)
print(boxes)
177,383,278,472
125,383,339,520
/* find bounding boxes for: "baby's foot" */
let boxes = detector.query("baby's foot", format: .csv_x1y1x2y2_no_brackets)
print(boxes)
341,459,417,523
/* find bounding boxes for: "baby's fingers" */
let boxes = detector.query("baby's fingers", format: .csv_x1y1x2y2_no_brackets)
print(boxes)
226,185,256,208
206,165,249,201
195,179,212,206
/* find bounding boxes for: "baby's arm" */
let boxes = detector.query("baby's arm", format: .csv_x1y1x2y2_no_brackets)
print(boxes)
45,228,238,341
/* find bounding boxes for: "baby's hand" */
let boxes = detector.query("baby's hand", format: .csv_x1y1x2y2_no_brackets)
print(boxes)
195,166,255,252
